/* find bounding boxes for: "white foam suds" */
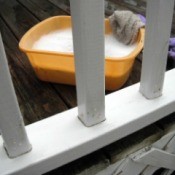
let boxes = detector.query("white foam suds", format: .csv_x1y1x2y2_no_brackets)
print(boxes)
32,28,137,58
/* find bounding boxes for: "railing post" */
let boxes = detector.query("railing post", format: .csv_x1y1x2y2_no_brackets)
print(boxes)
140,0,174,99
0,33,32,158
70,0,105,126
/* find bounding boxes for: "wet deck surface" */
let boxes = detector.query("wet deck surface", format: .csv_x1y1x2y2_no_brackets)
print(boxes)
0,0,175,125
0,0,175,174
0,0,76,125
0,0,144,125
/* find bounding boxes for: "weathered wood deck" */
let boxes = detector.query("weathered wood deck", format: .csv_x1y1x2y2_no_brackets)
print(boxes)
0,0,175,174
0,0,175,125
0,0,143,125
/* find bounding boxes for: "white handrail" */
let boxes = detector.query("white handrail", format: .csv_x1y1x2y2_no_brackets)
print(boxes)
140,0,174,99
70,0,105,126
0,33,31,158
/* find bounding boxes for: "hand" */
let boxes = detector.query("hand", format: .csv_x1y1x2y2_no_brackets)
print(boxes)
169,38,175,60
138,14,146,24
169,47,175,60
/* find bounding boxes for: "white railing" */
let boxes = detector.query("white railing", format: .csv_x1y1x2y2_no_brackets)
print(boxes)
140,0,175,99
70,0,105,127
0,33,32,158
0,0,175,174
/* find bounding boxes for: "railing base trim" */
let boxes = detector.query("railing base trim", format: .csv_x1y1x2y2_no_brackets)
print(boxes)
0,69,175,175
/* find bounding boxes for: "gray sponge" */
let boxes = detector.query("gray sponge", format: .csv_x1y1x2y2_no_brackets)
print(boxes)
109,10,145,45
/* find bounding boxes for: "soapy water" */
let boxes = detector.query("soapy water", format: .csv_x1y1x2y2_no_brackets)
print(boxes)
32,28,137,58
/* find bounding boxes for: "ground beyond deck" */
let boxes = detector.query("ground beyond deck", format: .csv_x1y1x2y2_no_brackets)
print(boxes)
0,0,175,175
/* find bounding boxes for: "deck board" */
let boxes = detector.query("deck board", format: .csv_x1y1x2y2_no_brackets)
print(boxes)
48,0,70,14
0,17,68,124
0,0,69,124
0,0,143,120
0,0,78,121
14,0,78,108
17,0,68,21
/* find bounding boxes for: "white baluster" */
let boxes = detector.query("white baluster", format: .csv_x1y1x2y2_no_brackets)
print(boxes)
140,0,174,99
0,33,32,158
70,0,105,126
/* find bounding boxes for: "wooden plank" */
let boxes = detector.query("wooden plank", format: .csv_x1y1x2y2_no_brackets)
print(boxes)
123,58,142,88
70,0,105,126
134,148,175,170
30,0,69,16
52,84,77,108
49,0,114,17
0,0,39,39
17,0,68,21
0,15,68,124
140,0,174,99
17,0,51,20
0,69,175,175
48,0,70,14
0,33,32,158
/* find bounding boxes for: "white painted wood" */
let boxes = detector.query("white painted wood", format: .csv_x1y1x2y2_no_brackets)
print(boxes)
0,69,175,174
140,0,174,99
99,133,175,175
97,128,175,175
133,131,175,174
153,132,175,150
70,0,105,126
0,33,32,158
164,134,175,154
113,158,146,175
133,148,175,170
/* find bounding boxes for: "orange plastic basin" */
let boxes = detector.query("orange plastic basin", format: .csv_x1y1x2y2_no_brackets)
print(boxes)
19,16,145,90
